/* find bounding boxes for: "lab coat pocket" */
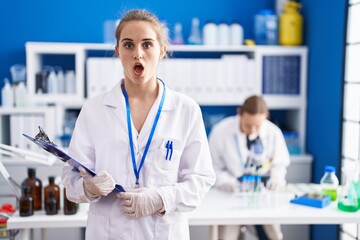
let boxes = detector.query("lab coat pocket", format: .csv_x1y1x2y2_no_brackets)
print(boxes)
86,210,110,240
156,139,181,170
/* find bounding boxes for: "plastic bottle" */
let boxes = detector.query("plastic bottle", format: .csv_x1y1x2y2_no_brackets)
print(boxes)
45,190,58,215
65,70,76,94
338,167,358,212
218,22,230,46
21,168,43,210
19,186,33,217
56,67,65,94
47,69,58,94
63,188,78,215
230,22,244,46
44,176,60,210
1,78,14,107
14,81,28,108
172,23,184,45
320,166,339,201
203,21,218,45
279,1,303,46
188,18,202,45
254,10,278,45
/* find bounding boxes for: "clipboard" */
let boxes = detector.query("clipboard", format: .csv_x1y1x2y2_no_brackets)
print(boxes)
23,133,125,192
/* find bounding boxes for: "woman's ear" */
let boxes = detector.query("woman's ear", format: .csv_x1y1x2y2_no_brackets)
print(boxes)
114,46,120,57
160,46,167,59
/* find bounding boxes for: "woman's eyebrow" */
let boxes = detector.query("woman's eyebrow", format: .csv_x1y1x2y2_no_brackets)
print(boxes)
121,38,133,42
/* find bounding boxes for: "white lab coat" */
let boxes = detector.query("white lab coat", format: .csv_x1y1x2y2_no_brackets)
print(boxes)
208,115,290,188
62,80,216,240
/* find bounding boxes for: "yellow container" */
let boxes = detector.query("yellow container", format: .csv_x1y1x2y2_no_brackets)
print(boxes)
279,1,303,46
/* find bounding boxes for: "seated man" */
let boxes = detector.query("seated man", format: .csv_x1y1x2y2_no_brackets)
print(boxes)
208,95,290,240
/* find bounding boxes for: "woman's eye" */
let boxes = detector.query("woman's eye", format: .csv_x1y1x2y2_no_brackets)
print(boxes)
143,42,152,49
124,43,133,49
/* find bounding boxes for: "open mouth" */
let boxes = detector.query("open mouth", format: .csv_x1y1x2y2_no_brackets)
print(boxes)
133,63,144,76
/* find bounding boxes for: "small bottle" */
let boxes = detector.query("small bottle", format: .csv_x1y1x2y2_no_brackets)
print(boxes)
279,1,303,46
55,67,65,94
44,176,60,210
45,190,58,215
63,188,78,215
230,22,244,46
320,166,339,201
218,22,230,46
47,69,58,94
14,81,28,108
19,186,33,217
188,17,202,45
65,70,76,94
172,23,184,45
1,78,14,107
203,21,218,45
21,168,42,210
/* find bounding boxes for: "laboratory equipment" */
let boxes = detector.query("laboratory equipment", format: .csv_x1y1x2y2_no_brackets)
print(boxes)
188,18,202,45
279,1,303,46
44,176,60,210
1,78,14,107
172,23,184,45
338,167,358,212
19,186,33,217
63,188,78,215
254,10,278,45
45,190,58,215
230,22,244,45
14,81,27,108
10,64,26,84
320,166,339,201
203,21,218,45
21,168,42,210
218,22,230,45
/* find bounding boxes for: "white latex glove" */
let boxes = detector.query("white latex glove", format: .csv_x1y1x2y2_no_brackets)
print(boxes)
79,167,115,198
218,182,237,192
117,188,164,218
266,177,286,191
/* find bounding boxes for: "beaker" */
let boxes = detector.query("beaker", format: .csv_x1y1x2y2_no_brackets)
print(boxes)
338,167,358,212
10,64,26,84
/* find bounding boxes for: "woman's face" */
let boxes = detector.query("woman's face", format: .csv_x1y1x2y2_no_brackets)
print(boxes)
115,21,166,86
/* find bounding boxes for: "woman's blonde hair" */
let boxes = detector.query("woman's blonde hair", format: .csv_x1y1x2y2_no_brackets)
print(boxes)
115,9,170,51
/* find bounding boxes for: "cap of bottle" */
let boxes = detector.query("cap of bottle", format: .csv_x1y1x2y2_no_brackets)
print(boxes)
27,168,36,177
325,166,336,173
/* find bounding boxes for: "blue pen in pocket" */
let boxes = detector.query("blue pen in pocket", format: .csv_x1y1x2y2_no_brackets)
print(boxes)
165,140,170,160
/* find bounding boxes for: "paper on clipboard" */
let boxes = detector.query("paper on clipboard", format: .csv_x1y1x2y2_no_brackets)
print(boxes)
22,133,125,192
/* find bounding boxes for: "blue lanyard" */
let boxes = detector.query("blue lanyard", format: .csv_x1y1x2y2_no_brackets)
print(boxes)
122,80,166,187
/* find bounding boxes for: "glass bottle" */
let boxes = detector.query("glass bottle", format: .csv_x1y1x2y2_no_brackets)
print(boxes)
44,176,60,210
319,166,339,201
45,190,58,215
63,188,78,215
21,168,42,210
338,167,358,212
188,17,202,45
19,186,33,217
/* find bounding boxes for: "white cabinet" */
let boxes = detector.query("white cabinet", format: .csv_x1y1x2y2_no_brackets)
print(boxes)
24,42,308,153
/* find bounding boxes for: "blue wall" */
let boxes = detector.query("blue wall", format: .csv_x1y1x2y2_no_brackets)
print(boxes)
0,1,349,240
0,0,273,85
302,0,347,239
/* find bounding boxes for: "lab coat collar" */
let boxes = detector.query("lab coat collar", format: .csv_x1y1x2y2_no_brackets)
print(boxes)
102,79,174,111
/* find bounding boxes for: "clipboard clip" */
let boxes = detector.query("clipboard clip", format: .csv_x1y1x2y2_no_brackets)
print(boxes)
35,126,55,145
